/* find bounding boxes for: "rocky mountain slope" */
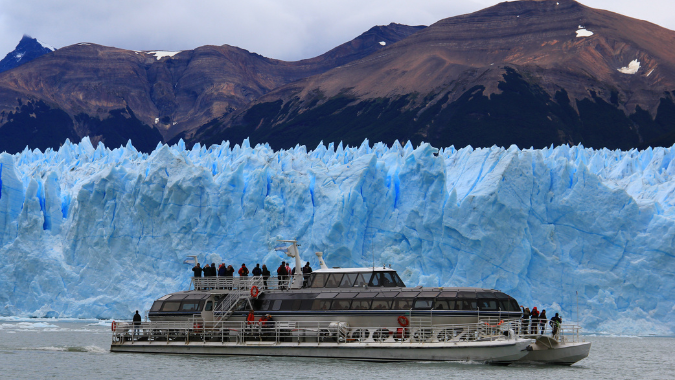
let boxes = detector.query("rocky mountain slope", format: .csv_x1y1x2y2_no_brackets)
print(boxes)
190,0,675,151
0,35,55,74
0,24,424,154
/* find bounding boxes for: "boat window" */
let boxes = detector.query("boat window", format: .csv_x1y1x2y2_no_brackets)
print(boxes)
185,293,206,300
331,299,351,310
340,273,357,288
371,299,391,310
280,300,297,311
433,299,456,310
477,299,499,311
413,299,433,310
376,291,399,298
300,300,314,310
477,292,496,299
457,299,477,310
353,273,368,287
499,299,519,312
325,273,343,288
368,273,381,287
291,300,302,311
161,301,181,312
272,300,283,311
311,300,331,310
310,273,328,288
392,272,406,287
261,300,271,311
168,294,188,300
381,272,397,287
234,299,248,311
204,301,213,312
494,292,509,299
351,299,372,310
393,298,413,310
150,301,163,312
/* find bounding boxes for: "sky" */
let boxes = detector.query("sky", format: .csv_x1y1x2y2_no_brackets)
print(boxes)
1,0,674,62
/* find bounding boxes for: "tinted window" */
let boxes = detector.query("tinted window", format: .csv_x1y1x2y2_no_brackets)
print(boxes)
477,299,499,311
457,299,477,310
393,298,413,310
311,300,331,310
351,299,372,310
150,301,163,312
325,273,343,288
340,273,357,288
331,299,351,310
392,273,406,287
413,299,433,310
381,272,397,287
369,273,381,287
261,300,271,311
291,300,302,311
434,299,456,310
353,274,368,287
272,300,283,311
371,299,391,310
310,274,328,288
204,301,212,312
161,302,181,312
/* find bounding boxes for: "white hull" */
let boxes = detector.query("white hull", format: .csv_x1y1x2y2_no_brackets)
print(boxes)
518,336,591,365
111,339,532,363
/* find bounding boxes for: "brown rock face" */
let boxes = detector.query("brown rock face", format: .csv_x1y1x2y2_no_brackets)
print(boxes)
0,23,424,153
191,0,675,151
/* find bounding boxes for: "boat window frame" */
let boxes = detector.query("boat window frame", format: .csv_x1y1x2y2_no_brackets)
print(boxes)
413,298,434,310
311,299,331,311
371,299,392,310
160,301,181,312
309,273,329,288
339,273,358,288
330,299,352,310
352,273,368,287
350,299,372,310
324,273,343,288
150,301,163,312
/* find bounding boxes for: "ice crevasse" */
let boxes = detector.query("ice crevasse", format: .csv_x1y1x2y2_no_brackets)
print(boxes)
0,137,674,335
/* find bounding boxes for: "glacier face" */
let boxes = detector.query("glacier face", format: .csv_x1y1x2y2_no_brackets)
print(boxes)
0,138,674,335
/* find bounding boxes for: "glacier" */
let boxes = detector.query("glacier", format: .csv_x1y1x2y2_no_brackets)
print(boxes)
1,138,674,335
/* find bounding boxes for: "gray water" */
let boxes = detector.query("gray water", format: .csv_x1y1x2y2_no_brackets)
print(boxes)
1,319,673,379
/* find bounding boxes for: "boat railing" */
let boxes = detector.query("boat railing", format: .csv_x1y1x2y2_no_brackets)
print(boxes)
192,275,302,291
111,319,523,345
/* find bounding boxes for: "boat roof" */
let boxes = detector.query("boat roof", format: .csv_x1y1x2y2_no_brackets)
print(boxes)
313,267,397,273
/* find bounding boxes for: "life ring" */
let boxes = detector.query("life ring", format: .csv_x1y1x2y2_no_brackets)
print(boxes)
397,315,409,327
111,320,117,332
250,285,260,298
484,320,504,327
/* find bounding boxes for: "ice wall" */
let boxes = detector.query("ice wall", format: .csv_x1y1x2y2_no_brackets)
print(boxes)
1,138,674,335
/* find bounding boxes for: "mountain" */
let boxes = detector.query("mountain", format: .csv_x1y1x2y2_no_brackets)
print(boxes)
0,24,425,154
189,0,675,151
0,35,55,74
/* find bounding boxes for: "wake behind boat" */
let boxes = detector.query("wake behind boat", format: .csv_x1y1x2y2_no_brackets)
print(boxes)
110,240,589,364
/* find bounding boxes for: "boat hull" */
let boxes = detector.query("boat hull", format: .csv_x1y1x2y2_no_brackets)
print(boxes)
518,336,591,365
111,339,532,363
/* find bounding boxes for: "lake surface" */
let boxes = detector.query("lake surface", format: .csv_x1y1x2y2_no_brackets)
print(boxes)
1,319,673,379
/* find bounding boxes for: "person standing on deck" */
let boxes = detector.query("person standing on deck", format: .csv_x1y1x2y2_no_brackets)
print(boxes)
192,263,202,277
133,310,142,336
277,262,288,290
262,265,271,289
521,306,531,335
539,310,547,334
252,264,262,277
238,264,249,277
531,307,540,334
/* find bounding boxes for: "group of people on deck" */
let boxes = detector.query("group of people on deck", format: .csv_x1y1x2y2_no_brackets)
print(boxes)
191,261,313,289
521,306,562,336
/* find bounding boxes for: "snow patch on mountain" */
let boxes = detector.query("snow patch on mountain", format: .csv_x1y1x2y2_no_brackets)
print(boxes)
618,59,641,74
0,139,674,335
147,51,180,60
576,28,594,37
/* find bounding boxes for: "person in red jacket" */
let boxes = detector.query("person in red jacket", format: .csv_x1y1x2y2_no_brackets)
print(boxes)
246,309,255,325
531,307,540,334
238,264,249,277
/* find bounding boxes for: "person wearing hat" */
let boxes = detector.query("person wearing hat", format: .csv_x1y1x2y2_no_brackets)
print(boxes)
238,263,249,277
